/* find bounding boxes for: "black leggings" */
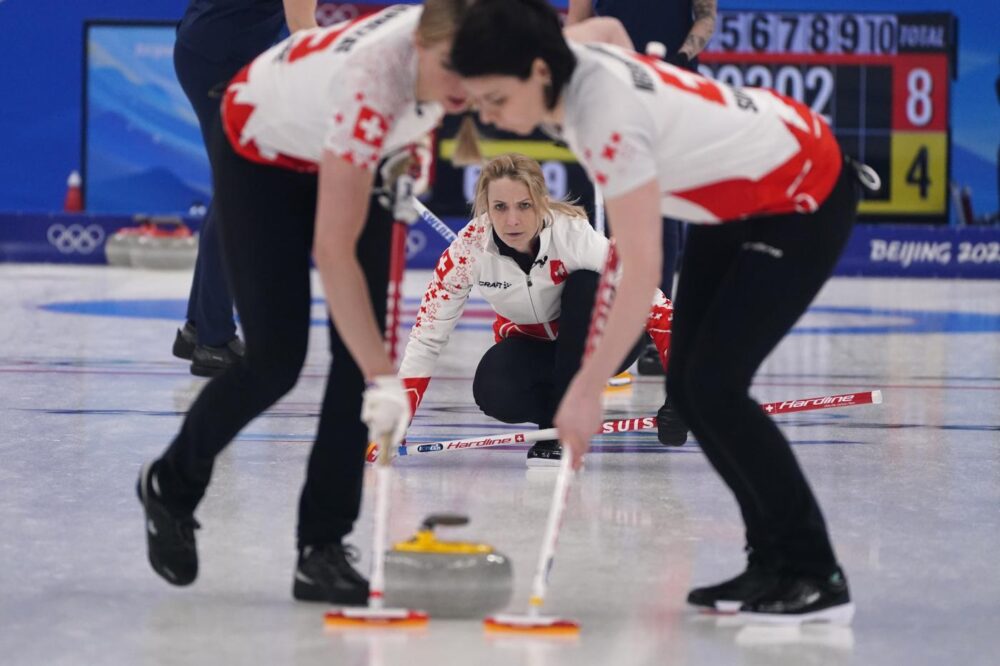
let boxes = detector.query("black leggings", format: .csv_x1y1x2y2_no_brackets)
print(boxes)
474,270,640,429
157,116,391,549
666,162,859,576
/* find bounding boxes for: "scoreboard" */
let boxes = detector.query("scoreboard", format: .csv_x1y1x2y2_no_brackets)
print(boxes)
426,10,958,223
699,11,957,222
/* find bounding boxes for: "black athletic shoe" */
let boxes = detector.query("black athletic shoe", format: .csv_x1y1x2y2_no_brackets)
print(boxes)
526,439,561,468
740,568,854,624
687,562,779,613
293,543,369,605
190,337,245,377
172,322,197,360
657,397,688,446
136,461,199,586
636,342,665,375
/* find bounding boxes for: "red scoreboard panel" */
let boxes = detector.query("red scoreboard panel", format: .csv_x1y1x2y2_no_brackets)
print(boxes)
700,11,956,222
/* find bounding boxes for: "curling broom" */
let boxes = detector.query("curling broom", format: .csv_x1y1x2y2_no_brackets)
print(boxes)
325,430,428,629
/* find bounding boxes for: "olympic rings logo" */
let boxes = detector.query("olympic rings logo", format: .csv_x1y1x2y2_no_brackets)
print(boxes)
47,224,106,255
316,3,360,26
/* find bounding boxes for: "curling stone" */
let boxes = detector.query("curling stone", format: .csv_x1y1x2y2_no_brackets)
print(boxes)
105,223,150,267
129,216,198,270
384,514,513,619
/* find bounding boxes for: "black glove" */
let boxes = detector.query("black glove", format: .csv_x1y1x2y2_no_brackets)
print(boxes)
375,138,431,224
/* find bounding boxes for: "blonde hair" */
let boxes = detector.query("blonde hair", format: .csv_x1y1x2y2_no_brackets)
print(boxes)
417,1,483,166
473,153,587,223
416,0,474,46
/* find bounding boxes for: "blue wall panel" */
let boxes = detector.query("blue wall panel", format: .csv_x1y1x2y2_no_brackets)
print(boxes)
0,0,996,216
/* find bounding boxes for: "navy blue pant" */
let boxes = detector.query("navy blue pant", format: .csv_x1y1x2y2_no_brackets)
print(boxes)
473,270,642,429
666,163,859,576
660,218,681,297
173,40,266,346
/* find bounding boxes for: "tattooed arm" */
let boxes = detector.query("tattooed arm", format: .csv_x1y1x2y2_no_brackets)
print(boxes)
679,0,717,58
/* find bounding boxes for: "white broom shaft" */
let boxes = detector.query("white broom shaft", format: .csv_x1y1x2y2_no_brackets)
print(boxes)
529,448,575,614
368,440,393,609
594,187,605,235
412,198,458,243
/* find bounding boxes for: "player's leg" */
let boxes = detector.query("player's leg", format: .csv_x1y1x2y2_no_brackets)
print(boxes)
138,118,316,586
669,226,790,610
474,336,559,464
474,337,557,425
666,223,780,610
171,41,244,374
292,196,393,605
673,166,859,619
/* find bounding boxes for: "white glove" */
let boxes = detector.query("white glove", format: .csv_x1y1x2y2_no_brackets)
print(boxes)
361,375,412,455
376,137,432,224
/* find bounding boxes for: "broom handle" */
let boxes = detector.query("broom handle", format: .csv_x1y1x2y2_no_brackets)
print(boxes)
373,391,883,462
368,435,394,610
528,447,575,616
412,198,458,243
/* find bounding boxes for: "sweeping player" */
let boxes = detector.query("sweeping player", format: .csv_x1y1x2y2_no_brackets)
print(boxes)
450,0,872,623
397,153,676,467
136,1,473,605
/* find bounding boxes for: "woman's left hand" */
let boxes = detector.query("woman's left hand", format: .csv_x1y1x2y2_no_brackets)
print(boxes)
554,374,604,470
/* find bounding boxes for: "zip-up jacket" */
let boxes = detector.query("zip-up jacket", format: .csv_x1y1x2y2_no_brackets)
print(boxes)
398,211,672,414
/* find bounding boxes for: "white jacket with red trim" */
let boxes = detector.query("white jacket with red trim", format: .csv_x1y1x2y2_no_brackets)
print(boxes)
397,211,673,413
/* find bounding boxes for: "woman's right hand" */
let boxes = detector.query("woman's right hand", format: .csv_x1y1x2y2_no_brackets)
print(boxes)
361,376,412,459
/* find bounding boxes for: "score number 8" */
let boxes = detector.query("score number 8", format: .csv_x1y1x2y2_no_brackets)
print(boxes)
906,68,933,127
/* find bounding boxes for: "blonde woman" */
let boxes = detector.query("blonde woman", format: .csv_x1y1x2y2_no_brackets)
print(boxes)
398,153,676,467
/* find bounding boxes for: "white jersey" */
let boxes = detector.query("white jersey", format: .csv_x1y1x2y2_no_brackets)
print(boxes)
221,5,442,172
398,212,673,411
561,43,842,222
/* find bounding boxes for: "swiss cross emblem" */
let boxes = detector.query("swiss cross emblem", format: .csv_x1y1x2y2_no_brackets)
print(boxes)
435,249,455,280
550,259,568,285
352,106,388,148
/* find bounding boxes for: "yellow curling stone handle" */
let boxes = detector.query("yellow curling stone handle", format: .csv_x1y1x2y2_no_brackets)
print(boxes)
392,514,494,555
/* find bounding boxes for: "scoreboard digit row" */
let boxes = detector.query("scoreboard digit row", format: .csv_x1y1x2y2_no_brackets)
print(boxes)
713,12,900,56
705,11,955,58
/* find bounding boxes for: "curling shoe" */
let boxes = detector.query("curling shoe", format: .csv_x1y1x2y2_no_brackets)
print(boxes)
293,543,369,605
137,461,200,586
657,396,688,446
526,439,562,468
190,337,245,378
172,322,197,360
636,342,665,375
687,561,779,613
740,568,854,624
